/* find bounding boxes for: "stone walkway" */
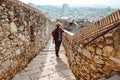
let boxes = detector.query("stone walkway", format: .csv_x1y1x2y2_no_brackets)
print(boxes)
11,37,120,80
12,38,76,80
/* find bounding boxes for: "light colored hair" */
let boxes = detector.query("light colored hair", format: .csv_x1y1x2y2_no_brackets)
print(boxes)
56,22,62,27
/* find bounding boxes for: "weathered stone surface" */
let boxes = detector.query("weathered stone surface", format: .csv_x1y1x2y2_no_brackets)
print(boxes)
11,61,18,67
96,47,102,55
95,36,104,42
0,23,10,39
0,0,52,80
24,20,27,26
0,32,4,41
63,24,120,80
77,47,82,53
106,39,113,44
79,44,83,48
113,28,120,50
104,33,113,38
0,6,3,11
10,22,17,33
115,51,120,59
2,15,7,19
16,49,21,55
2,59,10,70
86,45,95,52
82,49,92,59
90,64,98,72
109,56,120,64
103,46,114,57
8,11,14,20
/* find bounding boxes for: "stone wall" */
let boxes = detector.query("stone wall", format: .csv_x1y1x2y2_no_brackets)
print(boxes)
0,0,52,79
63,10,120,80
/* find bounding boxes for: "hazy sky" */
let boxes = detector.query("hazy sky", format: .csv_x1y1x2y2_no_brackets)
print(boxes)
19,0,120,8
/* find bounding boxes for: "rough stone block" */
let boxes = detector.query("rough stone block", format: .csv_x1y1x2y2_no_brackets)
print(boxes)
10,22,17,33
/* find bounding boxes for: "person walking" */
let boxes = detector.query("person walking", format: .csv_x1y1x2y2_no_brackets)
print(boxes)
52,22,64,57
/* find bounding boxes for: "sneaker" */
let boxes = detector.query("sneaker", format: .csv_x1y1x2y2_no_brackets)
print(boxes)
56,55,59,57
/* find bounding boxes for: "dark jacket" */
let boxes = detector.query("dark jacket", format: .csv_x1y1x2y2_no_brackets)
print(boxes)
52,28,64,41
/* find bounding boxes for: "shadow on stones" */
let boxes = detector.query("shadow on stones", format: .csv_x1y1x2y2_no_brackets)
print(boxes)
55,58,75,80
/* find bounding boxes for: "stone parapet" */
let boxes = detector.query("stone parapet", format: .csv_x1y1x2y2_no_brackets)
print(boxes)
63,10,120,80
0,0,52,79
